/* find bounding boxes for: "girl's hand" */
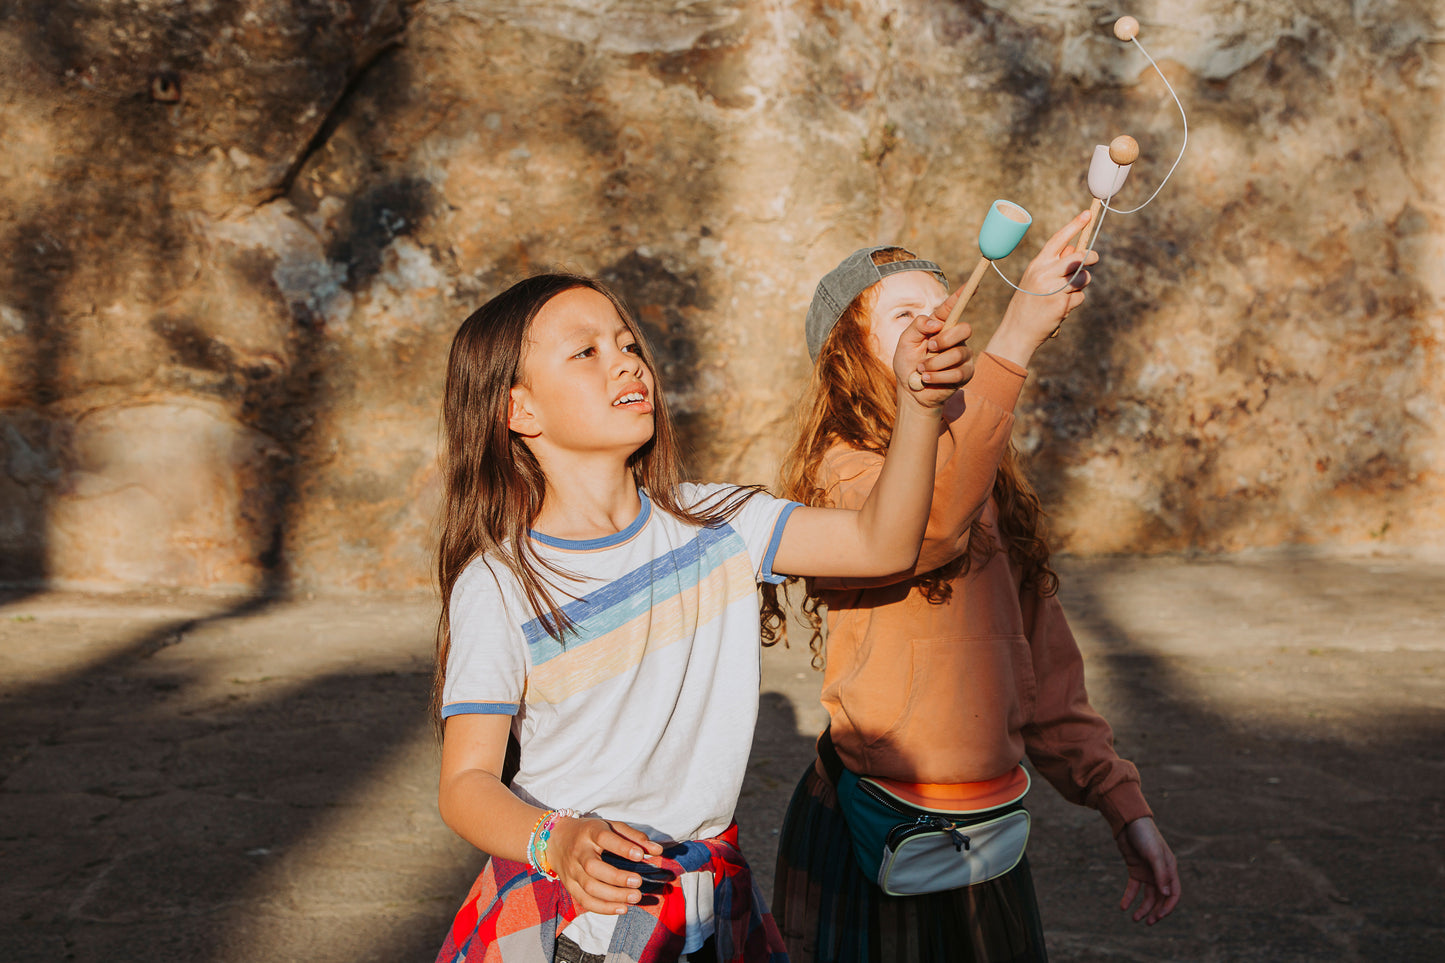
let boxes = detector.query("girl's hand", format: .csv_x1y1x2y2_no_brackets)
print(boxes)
1115,816,1181,925
893,289,975,409
988,210,1101,368
544,816,666,916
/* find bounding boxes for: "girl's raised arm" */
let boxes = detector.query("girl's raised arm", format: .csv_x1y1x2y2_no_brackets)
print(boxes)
770,291,974,579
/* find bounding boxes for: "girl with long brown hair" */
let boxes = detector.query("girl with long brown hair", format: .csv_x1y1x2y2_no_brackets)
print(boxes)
431,272,974,963
765,216,1180,963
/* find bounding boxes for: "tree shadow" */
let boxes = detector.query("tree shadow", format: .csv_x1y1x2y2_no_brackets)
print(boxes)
0,596,475,963
406,4,744,474
0,3,774,959
0,3,457,960
1024,555,1445,961
0,0,416,597
874,4,1441,558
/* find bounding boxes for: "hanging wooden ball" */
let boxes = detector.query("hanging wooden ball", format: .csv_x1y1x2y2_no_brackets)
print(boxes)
1109,134,1140,165
1114,16,1139,42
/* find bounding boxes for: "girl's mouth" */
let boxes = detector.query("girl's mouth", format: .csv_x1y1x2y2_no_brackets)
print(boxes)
612,383,651,409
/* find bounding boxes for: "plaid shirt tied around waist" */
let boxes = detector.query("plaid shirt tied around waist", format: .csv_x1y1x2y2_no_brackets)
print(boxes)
437,822,789,963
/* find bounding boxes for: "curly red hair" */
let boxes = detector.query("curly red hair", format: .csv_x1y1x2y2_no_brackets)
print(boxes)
761,249,1058,664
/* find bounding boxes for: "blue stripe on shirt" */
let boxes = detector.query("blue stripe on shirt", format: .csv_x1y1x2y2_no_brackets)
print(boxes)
521,524,745,660
759,502,802,584
441,701,519,718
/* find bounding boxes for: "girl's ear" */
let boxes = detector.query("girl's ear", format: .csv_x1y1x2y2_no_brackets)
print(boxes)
508,386,540,437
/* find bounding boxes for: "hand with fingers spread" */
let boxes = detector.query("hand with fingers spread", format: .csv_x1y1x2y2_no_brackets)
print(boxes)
987,210,1101,368
893,287,975,408
1115,816,1181,925
545,815,666,917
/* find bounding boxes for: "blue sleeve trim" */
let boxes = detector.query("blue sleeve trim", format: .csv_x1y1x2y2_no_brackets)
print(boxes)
758,501,803,584
441,701,519,718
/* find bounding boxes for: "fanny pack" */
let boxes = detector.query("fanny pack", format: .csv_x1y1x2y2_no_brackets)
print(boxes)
820,729,1031,897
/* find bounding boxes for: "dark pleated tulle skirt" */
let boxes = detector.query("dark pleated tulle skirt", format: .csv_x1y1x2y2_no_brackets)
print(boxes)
771,762,1048,963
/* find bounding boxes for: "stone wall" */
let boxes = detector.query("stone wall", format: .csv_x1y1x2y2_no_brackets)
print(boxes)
1,0,1441,592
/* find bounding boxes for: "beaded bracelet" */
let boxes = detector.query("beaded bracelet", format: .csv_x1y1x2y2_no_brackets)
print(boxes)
524,810,552,877
534,803,578,879
531,808,579,880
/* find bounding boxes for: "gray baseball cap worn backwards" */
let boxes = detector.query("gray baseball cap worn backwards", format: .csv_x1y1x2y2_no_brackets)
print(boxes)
804,246,949,362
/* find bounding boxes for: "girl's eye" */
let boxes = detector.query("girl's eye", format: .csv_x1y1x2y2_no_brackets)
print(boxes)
622,342,642,355
572,346,596,359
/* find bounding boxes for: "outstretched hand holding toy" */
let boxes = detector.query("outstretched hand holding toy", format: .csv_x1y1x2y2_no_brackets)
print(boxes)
997,15,1189,300
908,14,1188,366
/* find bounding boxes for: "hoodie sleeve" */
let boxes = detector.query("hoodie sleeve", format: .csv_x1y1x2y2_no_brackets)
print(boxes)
1018,588,1154,836
814,352,1027,590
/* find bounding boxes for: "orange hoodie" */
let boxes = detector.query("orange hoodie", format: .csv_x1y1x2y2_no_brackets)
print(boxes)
813,352,1152,836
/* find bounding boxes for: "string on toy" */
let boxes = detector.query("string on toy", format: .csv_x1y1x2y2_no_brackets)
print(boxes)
1100,31,1188,216
992,17,1189,298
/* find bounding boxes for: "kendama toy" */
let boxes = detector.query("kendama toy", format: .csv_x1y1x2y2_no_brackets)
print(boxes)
907,12,1189,378
907,199,1033,390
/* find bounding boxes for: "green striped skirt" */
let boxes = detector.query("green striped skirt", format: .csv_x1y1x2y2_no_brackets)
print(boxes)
771,761,1048,963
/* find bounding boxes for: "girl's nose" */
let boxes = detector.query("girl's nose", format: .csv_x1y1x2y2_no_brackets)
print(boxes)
612,347,645,377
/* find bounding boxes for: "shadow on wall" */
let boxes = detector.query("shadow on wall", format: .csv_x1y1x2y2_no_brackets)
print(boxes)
0,4,754,961
0,0,733,593
470,23,733,467
0,0,412,597
942,6,1441,553
1,0,246,598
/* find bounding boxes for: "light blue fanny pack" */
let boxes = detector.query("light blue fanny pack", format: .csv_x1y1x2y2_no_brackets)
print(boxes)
834,769,1031,896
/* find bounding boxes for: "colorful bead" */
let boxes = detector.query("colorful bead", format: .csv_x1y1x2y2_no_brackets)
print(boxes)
524,810,551,877
535,808,579,880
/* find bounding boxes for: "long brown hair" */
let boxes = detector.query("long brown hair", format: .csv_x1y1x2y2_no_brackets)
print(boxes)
432,273,758,731
760,248,1058,664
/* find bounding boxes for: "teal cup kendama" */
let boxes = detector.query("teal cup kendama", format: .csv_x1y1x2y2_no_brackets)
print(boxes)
977,200,1032,261
904,199,1033,391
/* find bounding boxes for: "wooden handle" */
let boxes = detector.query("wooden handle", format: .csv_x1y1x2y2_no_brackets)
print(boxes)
907,257,988,391
1064,197,1103,251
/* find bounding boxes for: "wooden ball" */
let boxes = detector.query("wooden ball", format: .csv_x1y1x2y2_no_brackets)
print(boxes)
1109,134,1139,165
1114,16,1139,41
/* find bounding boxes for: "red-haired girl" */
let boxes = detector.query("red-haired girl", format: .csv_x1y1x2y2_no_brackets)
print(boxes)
432,272,973,963
766,215,1180,962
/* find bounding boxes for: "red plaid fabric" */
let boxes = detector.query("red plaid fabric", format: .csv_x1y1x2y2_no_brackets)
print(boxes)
437,822,788,963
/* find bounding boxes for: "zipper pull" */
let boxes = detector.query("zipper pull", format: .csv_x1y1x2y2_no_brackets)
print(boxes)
941,820,970,852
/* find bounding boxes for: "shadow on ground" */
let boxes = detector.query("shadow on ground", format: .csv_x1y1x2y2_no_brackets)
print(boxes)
1026,554,1445,963
0,593,467,963
1,551,1443,962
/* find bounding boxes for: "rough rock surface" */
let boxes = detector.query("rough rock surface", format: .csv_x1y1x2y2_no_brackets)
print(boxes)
1,0,1442,591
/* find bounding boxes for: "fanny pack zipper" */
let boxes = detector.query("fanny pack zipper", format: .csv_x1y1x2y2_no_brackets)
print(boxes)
887,815,971,851
859,778,1024,852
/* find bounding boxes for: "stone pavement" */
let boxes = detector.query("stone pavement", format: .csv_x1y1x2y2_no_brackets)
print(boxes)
2,552,1443,962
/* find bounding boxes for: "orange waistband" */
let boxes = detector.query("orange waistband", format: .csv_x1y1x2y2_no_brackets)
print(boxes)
868,764,1030,813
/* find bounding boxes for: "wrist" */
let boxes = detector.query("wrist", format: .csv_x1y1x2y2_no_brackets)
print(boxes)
986,310,1044,370
894,383,948,417
528,807,580,879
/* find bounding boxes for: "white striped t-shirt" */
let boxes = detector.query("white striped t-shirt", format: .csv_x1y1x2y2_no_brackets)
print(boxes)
442,483,799,953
